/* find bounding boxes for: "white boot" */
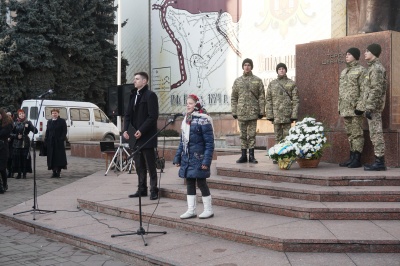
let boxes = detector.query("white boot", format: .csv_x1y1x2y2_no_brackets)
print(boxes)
180,195,197,219
199,195,214,219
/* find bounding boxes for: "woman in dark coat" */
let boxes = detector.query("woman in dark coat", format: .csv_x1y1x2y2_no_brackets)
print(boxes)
173,94,215,219
45,108,67,178
0,108,13,193
10,109,38,179
6,112,14,178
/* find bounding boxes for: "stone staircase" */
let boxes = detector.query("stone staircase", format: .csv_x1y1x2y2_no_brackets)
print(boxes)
77,153,400,253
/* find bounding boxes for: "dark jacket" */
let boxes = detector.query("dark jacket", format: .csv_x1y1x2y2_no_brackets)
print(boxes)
173,114,214,179
45,118,67,170
10,120,38,149
124,84,159,149
0,122,13,170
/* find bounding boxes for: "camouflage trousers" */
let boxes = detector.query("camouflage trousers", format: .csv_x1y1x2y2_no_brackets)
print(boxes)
274,123,291,143
367,112,385,157
343,116,364,153
238,119,258,149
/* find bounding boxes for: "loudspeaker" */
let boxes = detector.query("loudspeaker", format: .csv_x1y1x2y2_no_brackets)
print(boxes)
107,84,135,116
107,86,119,117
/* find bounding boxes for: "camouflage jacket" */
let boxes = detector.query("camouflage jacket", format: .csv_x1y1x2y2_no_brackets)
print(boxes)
265,75,299,124
358,58,387,112
231,71,265,121
338,61,365,117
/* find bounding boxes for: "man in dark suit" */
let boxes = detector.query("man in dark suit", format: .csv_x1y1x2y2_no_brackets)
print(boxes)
123,72,159,200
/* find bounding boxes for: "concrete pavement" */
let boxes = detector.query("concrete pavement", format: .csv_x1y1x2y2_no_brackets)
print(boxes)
1,150,400,265
0,150,133,266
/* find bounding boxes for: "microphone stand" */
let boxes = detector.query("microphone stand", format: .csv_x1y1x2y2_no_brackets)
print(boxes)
13,96,56,220
111,115,178,246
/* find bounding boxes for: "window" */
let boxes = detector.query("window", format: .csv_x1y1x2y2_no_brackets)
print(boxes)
94,109,109,123
29,107,38,120
94,109,102,122
70,108,90,121
45,107,67,120
22,107,29,118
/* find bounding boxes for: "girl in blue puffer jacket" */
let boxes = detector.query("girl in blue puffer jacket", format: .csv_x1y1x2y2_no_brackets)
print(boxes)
173,94,215,219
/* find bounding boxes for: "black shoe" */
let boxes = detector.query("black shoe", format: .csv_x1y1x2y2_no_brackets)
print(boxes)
150,191,158,200
128,190,148,198
3,184,8,191
339,151,354,167
22,174,27,179
364,156,387,171
51,172,57,178
16,174,21,179
248,149,258,164
347,151,361,168
236,149,248,163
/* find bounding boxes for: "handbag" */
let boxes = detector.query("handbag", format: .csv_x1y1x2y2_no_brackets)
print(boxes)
39,142,47,156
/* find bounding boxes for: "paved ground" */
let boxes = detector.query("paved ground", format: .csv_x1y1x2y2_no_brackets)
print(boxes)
2,150,400,265
0,149,133,266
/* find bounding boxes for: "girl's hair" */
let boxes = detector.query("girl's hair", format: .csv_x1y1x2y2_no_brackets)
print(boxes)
50,108,60,113
0,108,13,126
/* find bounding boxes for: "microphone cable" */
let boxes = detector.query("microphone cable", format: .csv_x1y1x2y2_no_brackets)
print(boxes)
144,117,170,232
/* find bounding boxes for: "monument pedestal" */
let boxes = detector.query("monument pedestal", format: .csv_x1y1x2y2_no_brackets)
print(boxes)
296,31,400,167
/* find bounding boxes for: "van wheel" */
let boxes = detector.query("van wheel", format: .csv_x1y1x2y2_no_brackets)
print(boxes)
103,134,115,141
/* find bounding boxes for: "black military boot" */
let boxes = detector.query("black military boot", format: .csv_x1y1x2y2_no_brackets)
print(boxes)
364,156,387,171
339,151,354,167
347,151,361,168
236,149,248,163
248,149,258,164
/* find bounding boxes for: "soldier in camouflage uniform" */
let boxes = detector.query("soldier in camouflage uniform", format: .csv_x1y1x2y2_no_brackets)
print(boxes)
338,48,365,168
231,58,265,164
355,43,387,171
266,63,299,147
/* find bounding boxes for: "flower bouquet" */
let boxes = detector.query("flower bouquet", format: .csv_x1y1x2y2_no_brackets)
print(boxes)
268,140,297,170
285,117,327,168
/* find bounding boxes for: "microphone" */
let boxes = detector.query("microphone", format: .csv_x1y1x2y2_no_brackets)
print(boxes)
168,113,184,123
38,89,54,98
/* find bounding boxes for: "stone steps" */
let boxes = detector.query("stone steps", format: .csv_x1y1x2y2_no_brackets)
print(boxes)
161,186,400,220
206,174,400,202
77,197,400,253
217,154,400,186
73,157,400,253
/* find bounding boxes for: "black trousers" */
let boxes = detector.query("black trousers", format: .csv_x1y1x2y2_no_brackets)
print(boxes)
134,148,158,192
186,178,210,197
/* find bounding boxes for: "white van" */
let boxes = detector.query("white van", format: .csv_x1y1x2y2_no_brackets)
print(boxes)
21,100,120,143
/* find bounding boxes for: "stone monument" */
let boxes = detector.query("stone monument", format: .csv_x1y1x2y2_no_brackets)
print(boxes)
296,30,400,167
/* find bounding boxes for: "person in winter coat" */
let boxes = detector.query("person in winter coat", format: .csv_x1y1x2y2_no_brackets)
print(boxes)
6,112,14,178
173,94,215,219
10,109,38,179
338,48,366,168
231,58,265,164
266,63,299,144
123,72,160,200
0,108,13,193
356,43,387,171
45,109,67,177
